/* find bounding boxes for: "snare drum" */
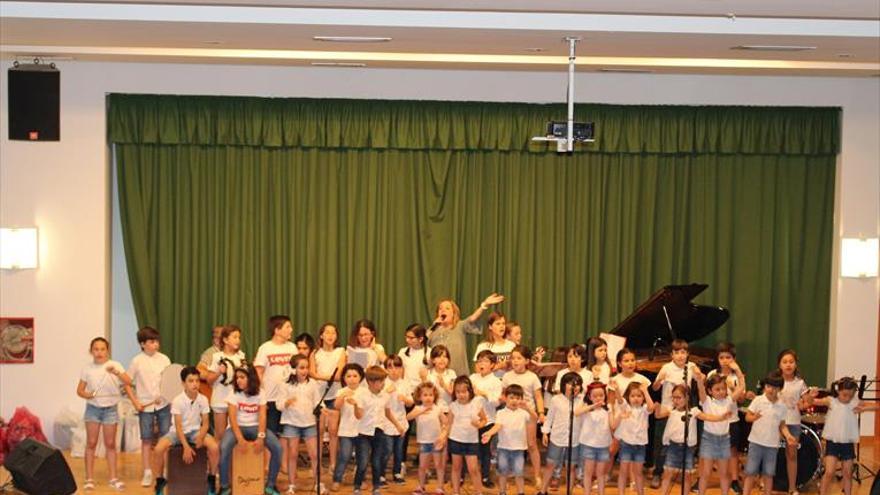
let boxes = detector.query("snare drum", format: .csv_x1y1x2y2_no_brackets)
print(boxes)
772,425,823,492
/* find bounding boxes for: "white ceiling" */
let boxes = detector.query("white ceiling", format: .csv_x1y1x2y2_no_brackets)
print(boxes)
1,0,878,76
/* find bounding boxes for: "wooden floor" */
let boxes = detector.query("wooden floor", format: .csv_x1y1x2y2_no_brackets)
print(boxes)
1,438,878,495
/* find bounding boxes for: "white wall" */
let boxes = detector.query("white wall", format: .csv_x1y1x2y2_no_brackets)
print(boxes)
1,62,877,442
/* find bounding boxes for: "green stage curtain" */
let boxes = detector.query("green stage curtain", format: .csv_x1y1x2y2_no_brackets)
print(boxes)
110,95,838,384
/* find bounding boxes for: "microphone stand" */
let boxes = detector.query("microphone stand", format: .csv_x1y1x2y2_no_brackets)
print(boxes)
566,387,578,495
313,376,335,495
680,362,690,495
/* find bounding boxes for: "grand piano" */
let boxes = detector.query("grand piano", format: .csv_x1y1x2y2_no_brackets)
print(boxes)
609,283,730,375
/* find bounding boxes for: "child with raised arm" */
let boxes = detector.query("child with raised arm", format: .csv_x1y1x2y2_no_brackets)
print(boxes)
501,345,545,487
218,366,283,495
539,372,585,495
277,354,323,494
309,322,346,475
470,350,503,487
379,355,413,484
407,382,449,495
706,342,748,493
481,384,536,495
696,371,740,495
614,381,655,495
447,376,487,495
128,326,172,487
813,377,879,495
152,366,220,495
205,325,246,438
742,372,798,495
77,337,133,491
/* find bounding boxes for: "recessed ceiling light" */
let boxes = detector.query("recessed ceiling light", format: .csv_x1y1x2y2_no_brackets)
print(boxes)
310,62,368,67
312,36,392,43
15,55,75,61
599,68,653,74
525,48,546,53
836,53,854,58
202,41,223,45
731,45,817,52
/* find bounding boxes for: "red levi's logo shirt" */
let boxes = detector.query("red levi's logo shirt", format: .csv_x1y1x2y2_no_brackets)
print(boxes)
239,403,260,413
267,354,292,366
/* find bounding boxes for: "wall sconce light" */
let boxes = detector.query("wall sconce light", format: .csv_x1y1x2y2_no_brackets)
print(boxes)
0,227,39,269
840,237,879,278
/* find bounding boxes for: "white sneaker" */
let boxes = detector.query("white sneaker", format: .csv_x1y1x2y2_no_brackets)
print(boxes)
141,470,153,487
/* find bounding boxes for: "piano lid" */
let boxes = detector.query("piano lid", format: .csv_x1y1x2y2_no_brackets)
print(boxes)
610,284,729,349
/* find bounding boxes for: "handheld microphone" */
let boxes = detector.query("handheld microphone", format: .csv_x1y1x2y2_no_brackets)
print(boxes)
429,314,447,331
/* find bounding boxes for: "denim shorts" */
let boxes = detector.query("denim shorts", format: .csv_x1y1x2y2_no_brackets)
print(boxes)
664,442,696,471
825,441,855,461
281,424,318,439
745,443,778,476
580,445,611,462
618,441,647,463
323,398,336,410
699,432,731,460
448,439,479,456
164,430,199,447
546,442,581,465
138,405,172,440
419,443,437,454
786,425,801,439
497,448,525,476
84,404,119,425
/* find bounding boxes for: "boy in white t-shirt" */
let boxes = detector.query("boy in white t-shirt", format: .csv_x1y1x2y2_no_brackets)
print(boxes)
742,372,797,495
152,366,220,495
650,339,697,488
481,384,537,495
127,326,172,487
470,350,503,487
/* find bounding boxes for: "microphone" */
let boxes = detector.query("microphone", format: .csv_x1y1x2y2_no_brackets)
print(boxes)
429,315,447,331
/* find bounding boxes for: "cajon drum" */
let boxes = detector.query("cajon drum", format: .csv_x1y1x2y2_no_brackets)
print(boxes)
232,445,265,495
167,445,207,494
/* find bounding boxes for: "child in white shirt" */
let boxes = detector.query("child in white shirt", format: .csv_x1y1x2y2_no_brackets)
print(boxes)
379,355,414,484
331,363,365,492
277,354,323,493
742,372,798,495
447,376,487,495
407,382,449,495
309,322,346,476
481,384,536,495
614,381,655,495
426,345,457,405
540,372,586,495
577,382,617,495
695,371,739,495
470,350,503,487
501,345,545,487
204,325,246,439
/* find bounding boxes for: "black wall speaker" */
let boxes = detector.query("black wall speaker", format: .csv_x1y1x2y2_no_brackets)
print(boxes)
3,438,77,494
8,63,60,141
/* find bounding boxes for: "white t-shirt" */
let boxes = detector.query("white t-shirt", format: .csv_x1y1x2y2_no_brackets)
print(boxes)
706,369,741,423
780,377,807,425
313,347,345,399
208,350,246,408
542,393,584,447
553,368,594,394
426,368,457,406
470,372,503,423
253,340,297,402
614,402,650,446
81,360,126,407
662,407,700,446
381,378,412,436
495,407,530,450
170,392,210,435
398,346,429,389
358,388,390,436
415,404,447,444
592,362,613,384
448,398,484,443
609,372,651,399
225,391,266,428
473,340,516,377
657,361,697,409
822,397,859,443
746,395,788,448
579,408,612,448
277,379,322,427
335,386,363,438
128,351,171,412
501,370,542,408
701,396,736,435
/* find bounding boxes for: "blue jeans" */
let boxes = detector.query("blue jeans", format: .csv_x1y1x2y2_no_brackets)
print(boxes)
334,436,357,483
380,432,405,478
138,405,171,440
219,426,282,488
478,424,495,480
333,433,382,488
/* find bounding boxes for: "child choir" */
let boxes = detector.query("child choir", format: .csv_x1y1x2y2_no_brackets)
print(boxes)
77,300,878,495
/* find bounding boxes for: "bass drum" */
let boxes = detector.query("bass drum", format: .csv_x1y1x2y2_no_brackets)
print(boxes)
772,425,823,492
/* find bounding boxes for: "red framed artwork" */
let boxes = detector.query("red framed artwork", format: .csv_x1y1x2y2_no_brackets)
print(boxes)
0,317,34,364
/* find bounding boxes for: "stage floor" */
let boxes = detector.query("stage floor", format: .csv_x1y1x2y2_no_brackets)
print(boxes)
1,437,878,495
